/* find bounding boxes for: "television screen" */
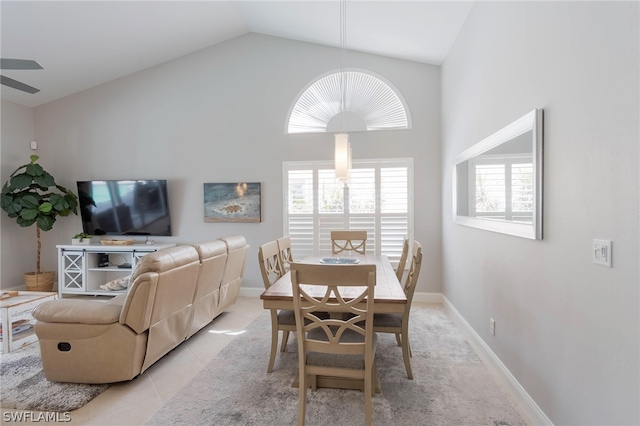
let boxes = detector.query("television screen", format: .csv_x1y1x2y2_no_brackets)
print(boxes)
77,180,172,236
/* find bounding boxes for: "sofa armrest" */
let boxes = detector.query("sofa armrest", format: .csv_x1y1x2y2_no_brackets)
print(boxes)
32,300,121,325
120,271,158,334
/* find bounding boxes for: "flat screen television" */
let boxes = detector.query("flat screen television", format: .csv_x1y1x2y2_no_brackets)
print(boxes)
77,179,172,236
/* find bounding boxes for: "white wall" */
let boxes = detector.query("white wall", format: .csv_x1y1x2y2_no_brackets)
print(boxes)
441,2,639,425
5,33,441,291
0,100,43,287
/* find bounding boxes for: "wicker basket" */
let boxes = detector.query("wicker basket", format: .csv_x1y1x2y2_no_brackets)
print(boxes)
24,271,55,292
101,239,135,246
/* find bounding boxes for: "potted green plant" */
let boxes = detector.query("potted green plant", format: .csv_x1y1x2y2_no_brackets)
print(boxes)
1,155,78,291
72,232,92,245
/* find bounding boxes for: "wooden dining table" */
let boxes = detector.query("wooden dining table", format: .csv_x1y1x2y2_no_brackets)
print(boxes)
260,254,406,391
260,254,406,312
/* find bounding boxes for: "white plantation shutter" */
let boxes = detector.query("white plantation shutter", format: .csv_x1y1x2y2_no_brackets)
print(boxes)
474,163,506,216
283,159,413,265
511,163,533,220
470,155,533,223
287,71,410,134
380,167,410,257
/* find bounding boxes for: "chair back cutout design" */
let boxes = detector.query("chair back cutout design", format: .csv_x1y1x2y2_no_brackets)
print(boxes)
258,240,285,289
277,236,294,272
330,230,367,255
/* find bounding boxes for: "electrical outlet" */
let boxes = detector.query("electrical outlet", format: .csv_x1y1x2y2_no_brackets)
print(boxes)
593,239,612,267
490,318,496,336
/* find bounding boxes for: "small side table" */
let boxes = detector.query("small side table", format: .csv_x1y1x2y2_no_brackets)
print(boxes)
0,291,57,353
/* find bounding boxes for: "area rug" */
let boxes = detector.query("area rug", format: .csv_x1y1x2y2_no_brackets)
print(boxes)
146,305,527,426
0,343,109,412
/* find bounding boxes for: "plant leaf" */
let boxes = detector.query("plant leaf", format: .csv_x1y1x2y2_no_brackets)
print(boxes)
37,215,55,231
49,193,66,211
38,202,53,213
26,162,44,177
9,173,33,190
0,193,13,209
5,202,22,215
34,171,55,188
19,194,40,209
20,208,39,221
17,216,36,227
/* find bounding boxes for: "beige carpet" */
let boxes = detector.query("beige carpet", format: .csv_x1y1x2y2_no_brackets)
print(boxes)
146,305,527,426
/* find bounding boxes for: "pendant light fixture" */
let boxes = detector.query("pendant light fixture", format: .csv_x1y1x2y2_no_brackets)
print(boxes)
335,0,351,184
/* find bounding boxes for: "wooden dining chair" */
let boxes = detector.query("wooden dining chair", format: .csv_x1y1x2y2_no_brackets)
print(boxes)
373,240,422,379
330,230,367,255
396,236,410,282
258,240,295,373
276,236,294,272
291,262,377,426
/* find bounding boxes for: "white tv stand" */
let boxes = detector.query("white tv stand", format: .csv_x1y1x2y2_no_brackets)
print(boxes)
57,243,175,297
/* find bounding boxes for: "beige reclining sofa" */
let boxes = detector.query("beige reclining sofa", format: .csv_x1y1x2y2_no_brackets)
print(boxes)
32,235,249,384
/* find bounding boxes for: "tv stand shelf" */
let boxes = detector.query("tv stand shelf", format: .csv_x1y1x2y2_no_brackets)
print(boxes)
57,243,175,297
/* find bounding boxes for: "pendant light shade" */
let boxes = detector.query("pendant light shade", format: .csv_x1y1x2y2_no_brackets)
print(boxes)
335,133,351,183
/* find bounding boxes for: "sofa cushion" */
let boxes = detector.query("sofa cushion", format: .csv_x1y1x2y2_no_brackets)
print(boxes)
193,240,227,259
33,299,121,325
130,245,200,283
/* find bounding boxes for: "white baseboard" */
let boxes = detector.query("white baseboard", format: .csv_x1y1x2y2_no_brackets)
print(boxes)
413,291,443,304
442,296,553,426
240,285,550,426
2,283,26,292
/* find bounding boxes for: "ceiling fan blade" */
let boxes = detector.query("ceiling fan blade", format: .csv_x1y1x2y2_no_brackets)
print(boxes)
0,75,40,94
1,58,43,70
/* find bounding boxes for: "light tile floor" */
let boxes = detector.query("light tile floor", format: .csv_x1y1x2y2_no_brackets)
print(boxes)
2,296,264,426
3,298,528,425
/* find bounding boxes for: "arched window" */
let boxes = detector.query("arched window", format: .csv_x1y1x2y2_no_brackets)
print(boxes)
287,70,411,134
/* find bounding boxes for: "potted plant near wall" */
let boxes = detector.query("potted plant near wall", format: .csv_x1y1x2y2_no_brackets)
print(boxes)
72,232,91,245
1,155,78,292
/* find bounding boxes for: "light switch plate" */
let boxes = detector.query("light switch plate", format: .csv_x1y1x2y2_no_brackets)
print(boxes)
593,239,612,267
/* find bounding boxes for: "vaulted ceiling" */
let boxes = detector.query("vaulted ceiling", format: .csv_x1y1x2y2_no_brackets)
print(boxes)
1,1,474,108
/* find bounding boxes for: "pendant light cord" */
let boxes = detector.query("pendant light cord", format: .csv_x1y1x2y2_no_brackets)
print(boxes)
340,0,347,132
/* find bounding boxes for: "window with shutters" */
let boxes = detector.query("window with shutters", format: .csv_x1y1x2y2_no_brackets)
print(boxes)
469,155,533,223
287,70,410,134
283,159,413,266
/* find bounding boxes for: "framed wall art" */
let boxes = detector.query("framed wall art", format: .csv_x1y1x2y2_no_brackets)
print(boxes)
203,182,261,223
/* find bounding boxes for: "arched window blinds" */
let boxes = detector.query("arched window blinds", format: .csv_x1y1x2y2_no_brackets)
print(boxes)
287,70,410,134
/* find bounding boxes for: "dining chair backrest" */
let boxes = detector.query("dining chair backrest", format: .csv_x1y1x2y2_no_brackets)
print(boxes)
396,237,410,282
330,230,367,255
290,262,377,425
371,241,422,381
258,240,285,290
277,236,294,271
259,240,296,373
402,241,423,307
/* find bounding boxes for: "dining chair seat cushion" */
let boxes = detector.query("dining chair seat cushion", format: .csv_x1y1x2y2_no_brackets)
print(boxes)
277,309,296,325
372,313,403,328
277,310,330,326
306,328,378,370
